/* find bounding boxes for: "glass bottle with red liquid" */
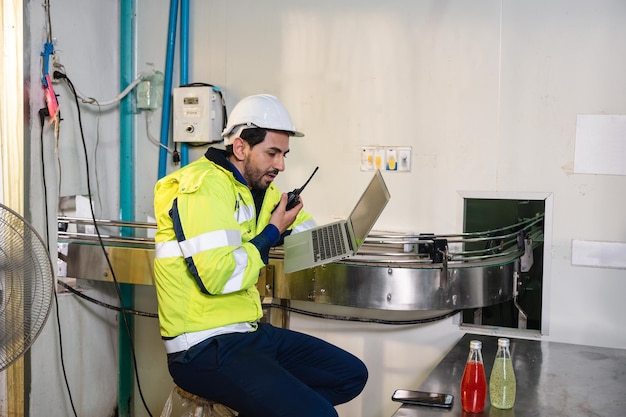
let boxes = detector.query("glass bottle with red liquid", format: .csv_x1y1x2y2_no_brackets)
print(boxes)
460,340,487,413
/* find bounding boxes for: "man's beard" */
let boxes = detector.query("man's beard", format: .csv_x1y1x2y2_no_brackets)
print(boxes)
244,162,278,190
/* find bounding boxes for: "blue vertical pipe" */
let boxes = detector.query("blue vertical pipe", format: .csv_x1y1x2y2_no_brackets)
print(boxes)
159,0,180,179
180,0,190,166
119,0,135,416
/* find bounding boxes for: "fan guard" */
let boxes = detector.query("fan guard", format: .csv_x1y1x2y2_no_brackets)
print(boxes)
0,203,54,371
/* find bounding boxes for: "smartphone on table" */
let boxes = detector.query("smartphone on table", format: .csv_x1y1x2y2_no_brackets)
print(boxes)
391,389,454,408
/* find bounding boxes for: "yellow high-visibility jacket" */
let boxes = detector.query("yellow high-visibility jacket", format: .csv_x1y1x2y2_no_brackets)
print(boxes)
153,148,315,338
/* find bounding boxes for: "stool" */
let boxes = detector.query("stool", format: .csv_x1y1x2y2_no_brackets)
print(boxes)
160,385,238,417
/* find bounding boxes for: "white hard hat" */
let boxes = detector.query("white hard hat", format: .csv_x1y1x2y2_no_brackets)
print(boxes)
221,94,304,145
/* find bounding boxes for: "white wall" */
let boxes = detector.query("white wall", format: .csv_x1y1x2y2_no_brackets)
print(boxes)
23,1,626,417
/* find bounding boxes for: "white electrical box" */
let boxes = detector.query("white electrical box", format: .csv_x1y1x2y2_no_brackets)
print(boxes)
173,86,223,142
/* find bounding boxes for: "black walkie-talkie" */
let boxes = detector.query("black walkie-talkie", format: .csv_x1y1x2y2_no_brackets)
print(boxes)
280,166,319,212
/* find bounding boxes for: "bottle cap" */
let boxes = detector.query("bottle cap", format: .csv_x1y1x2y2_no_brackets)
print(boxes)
469,340,482,349
497,338,510,347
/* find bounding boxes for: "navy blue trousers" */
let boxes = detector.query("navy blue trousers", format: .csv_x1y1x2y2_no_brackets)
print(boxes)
168,322,368,417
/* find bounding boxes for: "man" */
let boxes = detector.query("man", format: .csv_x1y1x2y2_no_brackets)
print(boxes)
153,94,368,417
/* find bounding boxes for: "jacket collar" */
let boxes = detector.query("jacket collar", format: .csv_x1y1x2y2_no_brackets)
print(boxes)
204,147,248,186
204,147,268,218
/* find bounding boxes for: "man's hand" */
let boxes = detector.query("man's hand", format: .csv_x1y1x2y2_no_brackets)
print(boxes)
270,193,303,233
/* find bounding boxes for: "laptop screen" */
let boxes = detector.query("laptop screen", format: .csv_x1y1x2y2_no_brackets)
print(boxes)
347,170,391,249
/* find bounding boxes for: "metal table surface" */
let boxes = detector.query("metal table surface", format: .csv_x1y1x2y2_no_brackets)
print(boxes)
391,333,626,417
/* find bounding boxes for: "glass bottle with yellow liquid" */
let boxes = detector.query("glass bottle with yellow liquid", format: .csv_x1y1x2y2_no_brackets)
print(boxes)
489,338,517,409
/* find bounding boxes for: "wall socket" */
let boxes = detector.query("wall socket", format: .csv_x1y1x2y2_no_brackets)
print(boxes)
361,146,411,172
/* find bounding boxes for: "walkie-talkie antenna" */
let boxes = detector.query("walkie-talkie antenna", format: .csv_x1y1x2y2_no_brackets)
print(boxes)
276,166,320,212
296,166,319,194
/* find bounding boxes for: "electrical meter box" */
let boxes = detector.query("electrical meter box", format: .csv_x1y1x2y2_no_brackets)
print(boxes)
173,86,223,142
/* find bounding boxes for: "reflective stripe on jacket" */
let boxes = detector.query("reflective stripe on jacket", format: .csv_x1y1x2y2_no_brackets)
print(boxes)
153,152,314,338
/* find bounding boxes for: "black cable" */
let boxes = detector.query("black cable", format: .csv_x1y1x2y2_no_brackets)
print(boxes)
39,2,78,412
39,108,79,417
38,109,50,244
262,303,460,325
172,143,180,164
56,280,158,318
43,0,53,43
51,280,456,325
56,71,154,417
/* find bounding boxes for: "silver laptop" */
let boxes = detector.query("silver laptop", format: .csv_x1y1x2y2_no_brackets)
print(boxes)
283,170,390,273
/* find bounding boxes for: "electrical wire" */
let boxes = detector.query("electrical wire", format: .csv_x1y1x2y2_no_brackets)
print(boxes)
50,67,147,108
55,116,63,211
43,0,52,43
262,303,460,325
57,72,154,417
56,280,158,318
51,280,460,326
145,109,174,153
69,75,144,107
91,100,104,216
39,108,80,417
38,2,80,415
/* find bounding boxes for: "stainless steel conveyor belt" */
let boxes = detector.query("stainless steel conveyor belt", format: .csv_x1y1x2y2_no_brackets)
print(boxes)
58,214,544,317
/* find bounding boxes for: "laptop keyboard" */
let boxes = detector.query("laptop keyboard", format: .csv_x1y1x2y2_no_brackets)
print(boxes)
312,223,347,260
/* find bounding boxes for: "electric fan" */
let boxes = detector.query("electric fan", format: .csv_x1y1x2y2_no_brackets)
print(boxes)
0,203,54,371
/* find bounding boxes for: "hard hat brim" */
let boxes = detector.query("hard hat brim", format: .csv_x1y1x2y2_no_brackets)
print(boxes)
222,124,304,145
